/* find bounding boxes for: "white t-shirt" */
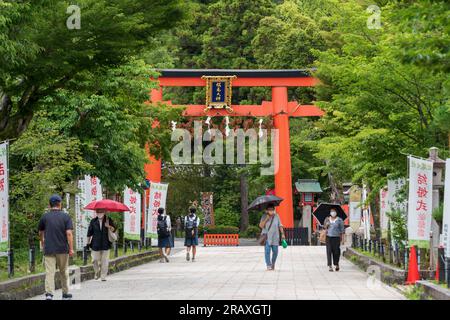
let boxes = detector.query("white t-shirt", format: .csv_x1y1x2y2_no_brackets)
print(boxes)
185,214,200,228
163,214,172,232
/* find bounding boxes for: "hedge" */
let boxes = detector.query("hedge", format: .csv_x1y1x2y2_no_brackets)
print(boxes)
199,225,240,235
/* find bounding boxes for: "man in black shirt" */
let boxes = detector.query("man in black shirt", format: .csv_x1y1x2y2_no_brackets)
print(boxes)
38,194,74,300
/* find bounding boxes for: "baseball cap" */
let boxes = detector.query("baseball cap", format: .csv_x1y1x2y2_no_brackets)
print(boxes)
49,194,62,206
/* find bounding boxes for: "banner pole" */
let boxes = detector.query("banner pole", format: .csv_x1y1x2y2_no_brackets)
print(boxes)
6,141,10,256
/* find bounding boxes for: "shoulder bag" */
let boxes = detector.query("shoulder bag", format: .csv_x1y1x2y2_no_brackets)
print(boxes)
106,218,118,242
258,216,275,246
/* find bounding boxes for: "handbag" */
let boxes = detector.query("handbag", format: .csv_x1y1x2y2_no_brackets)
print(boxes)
319,229,327,244
319,218,328,244
106,218,118,242
258,216,275,246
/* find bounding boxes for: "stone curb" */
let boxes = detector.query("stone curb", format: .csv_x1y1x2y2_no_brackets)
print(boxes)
344,247,407,285
416,280,450,300
0,249,160,300
344,247,436,286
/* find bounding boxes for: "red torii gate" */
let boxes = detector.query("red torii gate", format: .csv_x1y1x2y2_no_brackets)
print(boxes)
145,69,323,228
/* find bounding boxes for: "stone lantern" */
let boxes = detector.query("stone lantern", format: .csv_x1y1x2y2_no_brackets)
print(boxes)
295,179,323,243
428,147,446,208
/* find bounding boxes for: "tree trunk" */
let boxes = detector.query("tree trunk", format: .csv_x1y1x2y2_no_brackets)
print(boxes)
240,172,249,232
0,90,36,141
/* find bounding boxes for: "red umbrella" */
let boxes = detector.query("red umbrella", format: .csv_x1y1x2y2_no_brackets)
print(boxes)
84,199,130,212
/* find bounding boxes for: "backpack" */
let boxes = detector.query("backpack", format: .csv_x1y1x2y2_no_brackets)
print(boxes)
185,215,198,239
157,216,170,238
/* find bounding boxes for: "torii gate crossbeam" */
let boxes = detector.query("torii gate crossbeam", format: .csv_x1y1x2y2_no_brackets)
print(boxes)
146,69,323,228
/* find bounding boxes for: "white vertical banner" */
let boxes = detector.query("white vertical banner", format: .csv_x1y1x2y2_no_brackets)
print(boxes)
75,180,88,250
387,178,407,213
349,186,362,231
0,142,9,255
349,202,362,222
84,175,103,219
124,187,141,240
362,185,371,239
442,159,450,258
75,175,102,251
146,182,168,239
407,156,433,249
380,187,389,239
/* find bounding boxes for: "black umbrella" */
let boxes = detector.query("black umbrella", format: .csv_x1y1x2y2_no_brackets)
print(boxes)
312,203,347,226
248,195,283,211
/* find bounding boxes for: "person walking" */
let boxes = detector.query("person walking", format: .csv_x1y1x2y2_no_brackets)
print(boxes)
259,204,286,271
184,207,200,262
176,216,182,237
323,209,345,271
38,195,74,300
157,207,173,262
87,209,116,281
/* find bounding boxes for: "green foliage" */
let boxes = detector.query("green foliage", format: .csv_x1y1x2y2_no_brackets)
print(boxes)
312,0,450,198
404,285,425,301
388,209,407,248
0,0,184,140
214,206,240,227
240,225,260,238
432,203,444,224
203,225,240,235
1,1,185,250
163,166,214,217
9,118,91,248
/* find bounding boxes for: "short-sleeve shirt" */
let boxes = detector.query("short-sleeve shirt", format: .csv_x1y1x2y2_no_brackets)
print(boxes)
38,210,73,255
260,213,283,246
184,214,200,228
325,217,344,237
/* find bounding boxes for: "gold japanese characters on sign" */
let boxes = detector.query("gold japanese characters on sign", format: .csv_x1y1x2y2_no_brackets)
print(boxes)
201,75,236,113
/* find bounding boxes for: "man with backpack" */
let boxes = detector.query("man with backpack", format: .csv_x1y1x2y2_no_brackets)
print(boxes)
157,207,173,263
184,207,200,262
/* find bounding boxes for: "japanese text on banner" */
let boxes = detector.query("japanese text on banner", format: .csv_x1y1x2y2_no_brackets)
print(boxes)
442,159,450,257
0,142,9,255
146,182,168,239
124,187,141,240
407,157,433,248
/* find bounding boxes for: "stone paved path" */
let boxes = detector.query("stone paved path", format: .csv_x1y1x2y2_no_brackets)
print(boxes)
30,246,405,300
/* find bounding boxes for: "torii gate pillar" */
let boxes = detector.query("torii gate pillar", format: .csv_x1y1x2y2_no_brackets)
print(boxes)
272,86,294,227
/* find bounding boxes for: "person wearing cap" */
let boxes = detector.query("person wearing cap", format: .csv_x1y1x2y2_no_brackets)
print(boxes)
184,207,200,262
87,209,116,281
38,194,74,300
156,208,173,263
259,204,285,271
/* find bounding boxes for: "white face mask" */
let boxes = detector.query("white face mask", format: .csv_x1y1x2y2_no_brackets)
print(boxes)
97,213,105,219
330,211,337,217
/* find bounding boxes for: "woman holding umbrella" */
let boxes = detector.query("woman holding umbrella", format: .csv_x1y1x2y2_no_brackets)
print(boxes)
87,210,116,281
85,200,128,281
323,209,345,272
259,204,286,271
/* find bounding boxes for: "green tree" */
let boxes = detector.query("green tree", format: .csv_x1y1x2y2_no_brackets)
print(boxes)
0,0,183,140
312,0,449,201
9,116,91,248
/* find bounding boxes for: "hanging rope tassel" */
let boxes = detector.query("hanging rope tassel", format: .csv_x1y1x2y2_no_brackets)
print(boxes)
258,118,264,138
205,116,211,134
225,116,230,137
171,121,177,132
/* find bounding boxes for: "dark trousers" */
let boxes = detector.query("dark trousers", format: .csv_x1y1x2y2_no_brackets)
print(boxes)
326,236,341,266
